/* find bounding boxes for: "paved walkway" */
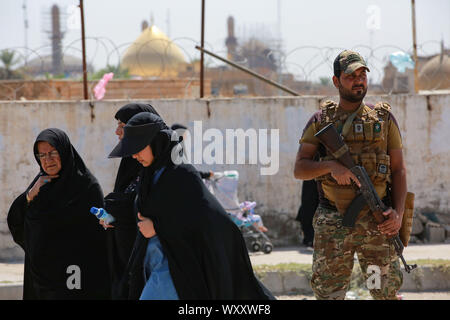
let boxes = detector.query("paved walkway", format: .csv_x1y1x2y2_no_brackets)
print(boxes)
1,243,449,284
249,243,450,266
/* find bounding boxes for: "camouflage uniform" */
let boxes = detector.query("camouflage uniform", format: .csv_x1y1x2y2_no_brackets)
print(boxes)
311,206,402,300
299,50,404,300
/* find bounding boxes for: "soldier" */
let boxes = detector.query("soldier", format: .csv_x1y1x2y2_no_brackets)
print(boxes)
293,50,407,300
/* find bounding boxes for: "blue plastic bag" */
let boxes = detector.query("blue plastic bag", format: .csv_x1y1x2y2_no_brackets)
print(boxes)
389,51,415,73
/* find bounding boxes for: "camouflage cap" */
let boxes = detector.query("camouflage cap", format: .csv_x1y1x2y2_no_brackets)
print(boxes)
333,50,370,77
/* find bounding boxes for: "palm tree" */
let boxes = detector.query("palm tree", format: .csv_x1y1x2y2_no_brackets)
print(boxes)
0,49,21,79
319,76,331,86
91,64,130,80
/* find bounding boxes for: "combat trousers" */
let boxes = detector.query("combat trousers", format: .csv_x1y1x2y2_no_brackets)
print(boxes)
310,206,403,300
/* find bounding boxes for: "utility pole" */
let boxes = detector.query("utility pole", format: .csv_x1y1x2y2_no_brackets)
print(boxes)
276,0,282,95
79,0,88,100
22,0,29,64
200,0,205,98
411,0,419,93
196,46,300,96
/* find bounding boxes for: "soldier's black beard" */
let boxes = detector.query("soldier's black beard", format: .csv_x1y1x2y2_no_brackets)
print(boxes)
338,85,367,103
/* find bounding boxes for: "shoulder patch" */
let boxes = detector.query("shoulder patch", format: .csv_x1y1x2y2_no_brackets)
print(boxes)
320,99,337,110
375,101,391,112
319,100,338,126
374,102,391,121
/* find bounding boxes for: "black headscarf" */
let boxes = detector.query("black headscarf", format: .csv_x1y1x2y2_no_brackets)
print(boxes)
113,103,160,192
7,128,111,300
114,103,160,124
28,128,97,211
130,114,180,213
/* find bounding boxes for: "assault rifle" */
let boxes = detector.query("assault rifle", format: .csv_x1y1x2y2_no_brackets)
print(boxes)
314,123,417,273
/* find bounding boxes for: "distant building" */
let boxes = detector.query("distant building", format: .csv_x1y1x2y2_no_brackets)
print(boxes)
418,53,450,91
121,24,187,78
225,16,238,61
198,15,310,97
17,4,94,79
22,54,93,79
382,44,450,93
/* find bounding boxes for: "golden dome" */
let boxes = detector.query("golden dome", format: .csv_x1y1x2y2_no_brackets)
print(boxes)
418,54,450,90
121,25,187,77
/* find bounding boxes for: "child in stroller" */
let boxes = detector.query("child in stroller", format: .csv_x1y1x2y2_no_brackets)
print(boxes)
203,170,273,254
236,201,268,233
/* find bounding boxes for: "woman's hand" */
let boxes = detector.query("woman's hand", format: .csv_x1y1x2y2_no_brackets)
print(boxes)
137,212,156,238
99,219,114,229
27,175,59,202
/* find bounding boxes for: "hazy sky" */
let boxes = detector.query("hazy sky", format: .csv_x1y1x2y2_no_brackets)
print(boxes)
1,0,449,82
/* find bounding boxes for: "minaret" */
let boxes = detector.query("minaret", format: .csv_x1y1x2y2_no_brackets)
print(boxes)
142,20,149,31
225,16,237,61
22,0,29,60
51,4,63,75
150,13,155,28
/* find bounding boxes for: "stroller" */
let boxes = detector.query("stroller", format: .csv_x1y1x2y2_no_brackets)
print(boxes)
204,170,273,254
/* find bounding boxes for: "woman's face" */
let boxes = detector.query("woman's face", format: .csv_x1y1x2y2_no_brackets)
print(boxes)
132,145,154,167
115,120,126,140
36,141,62,175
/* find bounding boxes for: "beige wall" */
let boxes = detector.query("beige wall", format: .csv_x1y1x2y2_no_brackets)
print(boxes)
1,93,449,260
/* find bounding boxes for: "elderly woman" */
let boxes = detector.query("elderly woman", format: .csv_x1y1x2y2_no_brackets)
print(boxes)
7,128,111,300
109,112,274,300
102,103,160,299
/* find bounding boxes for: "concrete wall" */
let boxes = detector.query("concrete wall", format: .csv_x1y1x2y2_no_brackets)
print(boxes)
1,93,449,260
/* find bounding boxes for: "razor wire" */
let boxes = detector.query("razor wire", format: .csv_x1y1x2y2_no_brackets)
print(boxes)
0,38,448,101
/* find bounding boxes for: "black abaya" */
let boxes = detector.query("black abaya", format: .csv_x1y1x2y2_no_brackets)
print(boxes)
7,128,111,299
113,112,274,300
105,103,160,299
295,179,319,246
141,163,274,299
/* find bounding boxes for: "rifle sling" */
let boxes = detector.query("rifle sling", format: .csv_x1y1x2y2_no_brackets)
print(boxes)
341,103,364,137
332,144,349,159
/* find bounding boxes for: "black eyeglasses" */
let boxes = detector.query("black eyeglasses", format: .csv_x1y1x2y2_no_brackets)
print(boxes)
35,150,59,160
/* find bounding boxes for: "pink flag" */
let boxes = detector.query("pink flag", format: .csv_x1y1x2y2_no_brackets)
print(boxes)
93,72,114,100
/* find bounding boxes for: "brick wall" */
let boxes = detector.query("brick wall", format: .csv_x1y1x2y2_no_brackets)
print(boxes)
0,79,210,100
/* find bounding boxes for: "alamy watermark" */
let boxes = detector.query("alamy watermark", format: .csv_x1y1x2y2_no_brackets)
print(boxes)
366,265,381,290
171,121,280,176
66,265,81,290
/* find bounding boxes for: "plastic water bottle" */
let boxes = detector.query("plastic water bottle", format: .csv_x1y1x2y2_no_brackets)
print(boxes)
90,207,115,225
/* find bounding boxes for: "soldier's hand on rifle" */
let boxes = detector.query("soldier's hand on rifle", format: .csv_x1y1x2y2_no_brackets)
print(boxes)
378,208,402,236
330,161,361,187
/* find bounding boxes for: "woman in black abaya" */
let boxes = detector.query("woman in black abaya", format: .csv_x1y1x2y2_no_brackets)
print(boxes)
102,103,160,299
7,128,110,299
109,112,274,300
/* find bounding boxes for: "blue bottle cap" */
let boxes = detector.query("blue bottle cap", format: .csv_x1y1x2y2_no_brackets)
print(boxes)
90,207,99,214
